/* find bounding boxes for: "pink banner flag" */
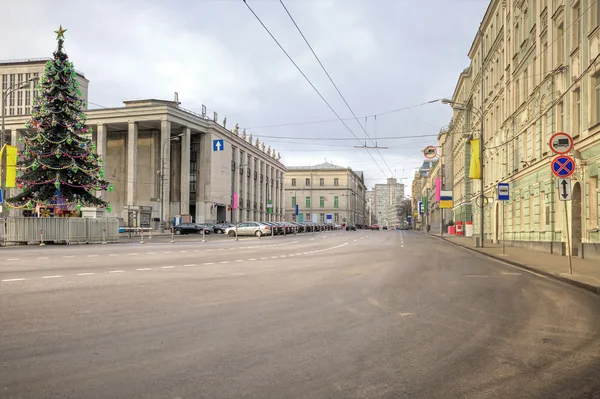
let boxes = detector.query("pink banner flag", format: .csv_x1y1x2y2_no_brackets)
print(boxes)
435,178,441,201
233,193,239,209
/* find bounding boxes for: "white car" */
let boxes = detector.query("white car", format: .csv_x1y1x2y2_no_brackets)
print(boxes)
225,222,271,237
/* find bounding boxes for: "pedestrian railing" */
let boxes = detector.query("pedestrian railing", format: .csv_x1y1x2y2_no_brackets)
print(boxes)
3,217,120,245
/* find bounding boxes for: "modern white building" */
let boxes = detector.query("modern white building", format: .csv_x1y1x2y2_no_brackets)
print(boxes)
373,178,405,227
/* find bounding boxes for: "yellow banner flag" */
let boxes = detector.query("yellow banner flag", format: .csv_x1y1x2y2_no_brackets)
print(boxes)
469,139,481,179
1,144,18,188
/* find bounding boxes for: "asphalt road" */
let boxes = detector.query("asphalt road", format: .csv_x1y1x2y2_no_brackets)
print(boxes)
2,230,600,399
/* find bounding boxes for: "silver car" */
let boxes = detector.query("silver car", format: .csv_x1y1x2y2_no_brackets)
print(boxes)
225,222,271,237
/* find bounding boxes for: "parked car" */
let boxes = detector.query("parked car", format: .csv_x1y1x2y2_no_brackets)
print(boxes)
173,223,209,235
225,222,271,237
213,223,234,234
371,224,379,230
382,226,388,230
346,224,356,231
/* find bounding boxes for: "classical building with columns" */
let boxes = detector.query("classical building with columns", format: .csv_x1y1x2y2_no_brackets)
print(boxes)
2,97,286,226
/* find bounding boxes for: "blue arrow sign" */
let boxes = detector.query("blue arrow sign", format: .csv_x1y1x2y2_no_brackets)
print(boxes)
551,155,575,178
213,139,224,151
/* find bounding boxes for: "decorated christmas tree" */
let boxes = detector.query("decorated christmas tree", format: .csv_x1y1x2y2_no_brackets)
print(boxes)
7,26,112,213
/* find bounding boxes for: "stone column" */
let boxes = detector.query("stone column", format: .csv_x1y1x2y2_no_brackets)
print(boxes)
232,146,240,223
265,165,271,221
248,154,255,220
280,171,284,221
160,120,171,222
96,124,107,199
197,131,212,223
180,127,191,216
241,151,248,222
127,121,138,205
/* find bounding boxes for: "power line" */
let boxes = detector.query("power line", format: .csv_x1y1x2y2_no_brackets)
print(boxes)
251,133,439,141
242,0,388,178
279,0,395,177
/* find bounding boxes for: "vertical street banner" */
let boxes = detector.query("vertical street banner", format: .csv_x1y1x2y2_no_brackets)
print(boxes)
233,193,239,209
267,199,273,214
422,196,428,213
435,178,441,201
469,139,481,179
0,145,18,188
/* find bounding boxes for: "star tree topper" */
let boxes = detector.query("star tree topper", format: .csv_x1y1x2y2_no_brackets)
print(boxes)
54,25,67,40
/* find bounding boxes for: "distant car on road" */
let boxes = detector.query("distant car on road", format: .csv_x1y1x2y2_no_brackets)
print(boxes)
225,222,271,237
346,224,356,231
371,224,379,230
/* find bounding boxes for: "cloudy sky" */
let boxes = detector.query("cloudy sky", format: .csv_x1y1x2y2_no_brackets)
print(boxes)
2,0,488,191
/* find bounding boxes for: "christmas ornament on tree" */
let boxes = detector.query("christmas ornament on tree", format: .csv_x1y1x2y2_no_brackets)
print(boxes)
7,26,111,210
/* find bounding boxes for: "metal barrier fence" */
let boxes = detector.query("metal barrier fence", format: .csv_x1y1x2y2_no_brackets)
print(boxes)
3,217,120,245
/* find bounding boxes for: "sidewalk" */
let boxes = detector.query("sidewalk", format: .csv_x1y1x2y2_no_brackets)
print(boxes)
429,233,600,294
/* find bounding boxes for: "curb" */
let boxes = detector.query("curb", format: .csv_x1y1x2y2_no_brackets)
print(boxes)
425,233,600,295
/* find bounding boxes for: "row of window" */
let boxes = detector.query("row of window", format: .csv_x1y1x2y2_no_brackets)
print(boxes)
298,213,341,223
291,178,339,187
292,196,340,208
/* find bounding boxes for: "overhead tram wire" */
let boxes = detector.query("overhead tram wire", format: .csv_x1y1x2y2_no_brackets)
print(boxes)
278,0,395,176
242,0,388,178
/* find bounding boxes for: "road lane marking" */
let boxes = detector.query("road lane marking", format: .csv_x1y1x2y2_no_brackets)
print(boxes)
162,266,175,269
248,258,257,261
109,254,118,257
109,270,125,273
86,255,99,258
500,272,522,275
42,275,62,279
127,253,139,256
235,260,244,262
136,268,151,271
220,261,230,264
399,312,413,317
7,258,19,261
203,262,214,265
270,256,278,259
260,257,268,260
37,257,50,260
179,251,187,253
163,251,172,254
184,264,196,267
2,278,25,282
77,273,96,276
63,256,74,259
147,252,157,255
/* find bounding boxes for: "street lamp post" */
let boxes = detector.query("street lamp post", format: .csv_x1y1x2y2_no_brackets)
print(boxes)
442,98,485,247
160,133,184,231
1,77,39,218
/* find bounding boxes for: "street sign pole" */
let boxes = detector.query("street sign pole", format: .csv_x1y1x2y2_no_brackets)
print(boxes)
502,201,505,255
564,201,573,275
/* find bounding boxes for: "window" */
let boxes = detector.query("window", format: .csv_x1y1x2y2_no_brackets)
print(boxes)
292,197,296,207
529,194,535,230
291,178,296,186
334,196,339,208
334,213,339,223
595,76,600,124
542,112,548,154
520,196,525,231
523,68,528,97
320,213,325,223
540,191,546,231
306,213,310,221
542,39,548,75
305,178,310,186
573,5,581,49
320,196,325,208
557,101,564,131
306,197,311,207
590,177,599,228
574,89,581,137
557,24,564,65
516,77,521,105
334,178,339,186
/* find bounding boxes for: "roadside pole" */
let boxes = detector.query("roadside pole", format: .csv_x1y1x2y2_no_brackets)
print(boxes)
502,201,505,255
564,201,573,275
170,227,175,243
202,228,206,243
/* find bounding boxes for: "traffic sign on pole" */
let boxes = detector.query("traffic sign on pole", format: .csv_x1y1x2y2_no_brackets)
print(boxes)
497,182,509,201
424,146,437,159
558,178,572,201
551,155,576,178
549,132,573,155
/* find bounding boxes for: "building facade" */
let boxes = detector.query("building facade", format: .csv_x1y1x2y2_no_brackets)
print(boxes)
373,178,405,227
284,162,367,226
1,58,89,118
3,98,286,226
444,0,600,258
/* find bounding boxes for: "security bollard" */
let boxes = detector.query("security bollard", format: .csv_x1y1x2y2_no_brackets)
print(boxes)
170,228,175,243
202,228,206,243
140,229,145,244
39,229,45,246
102,229,107,245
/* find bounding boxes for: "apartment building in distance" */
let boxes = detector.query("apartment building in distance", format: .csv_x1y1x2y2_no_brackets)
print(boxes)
284,162,367,226
442,0,600,259
373,177,405,227
1,58,89,119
